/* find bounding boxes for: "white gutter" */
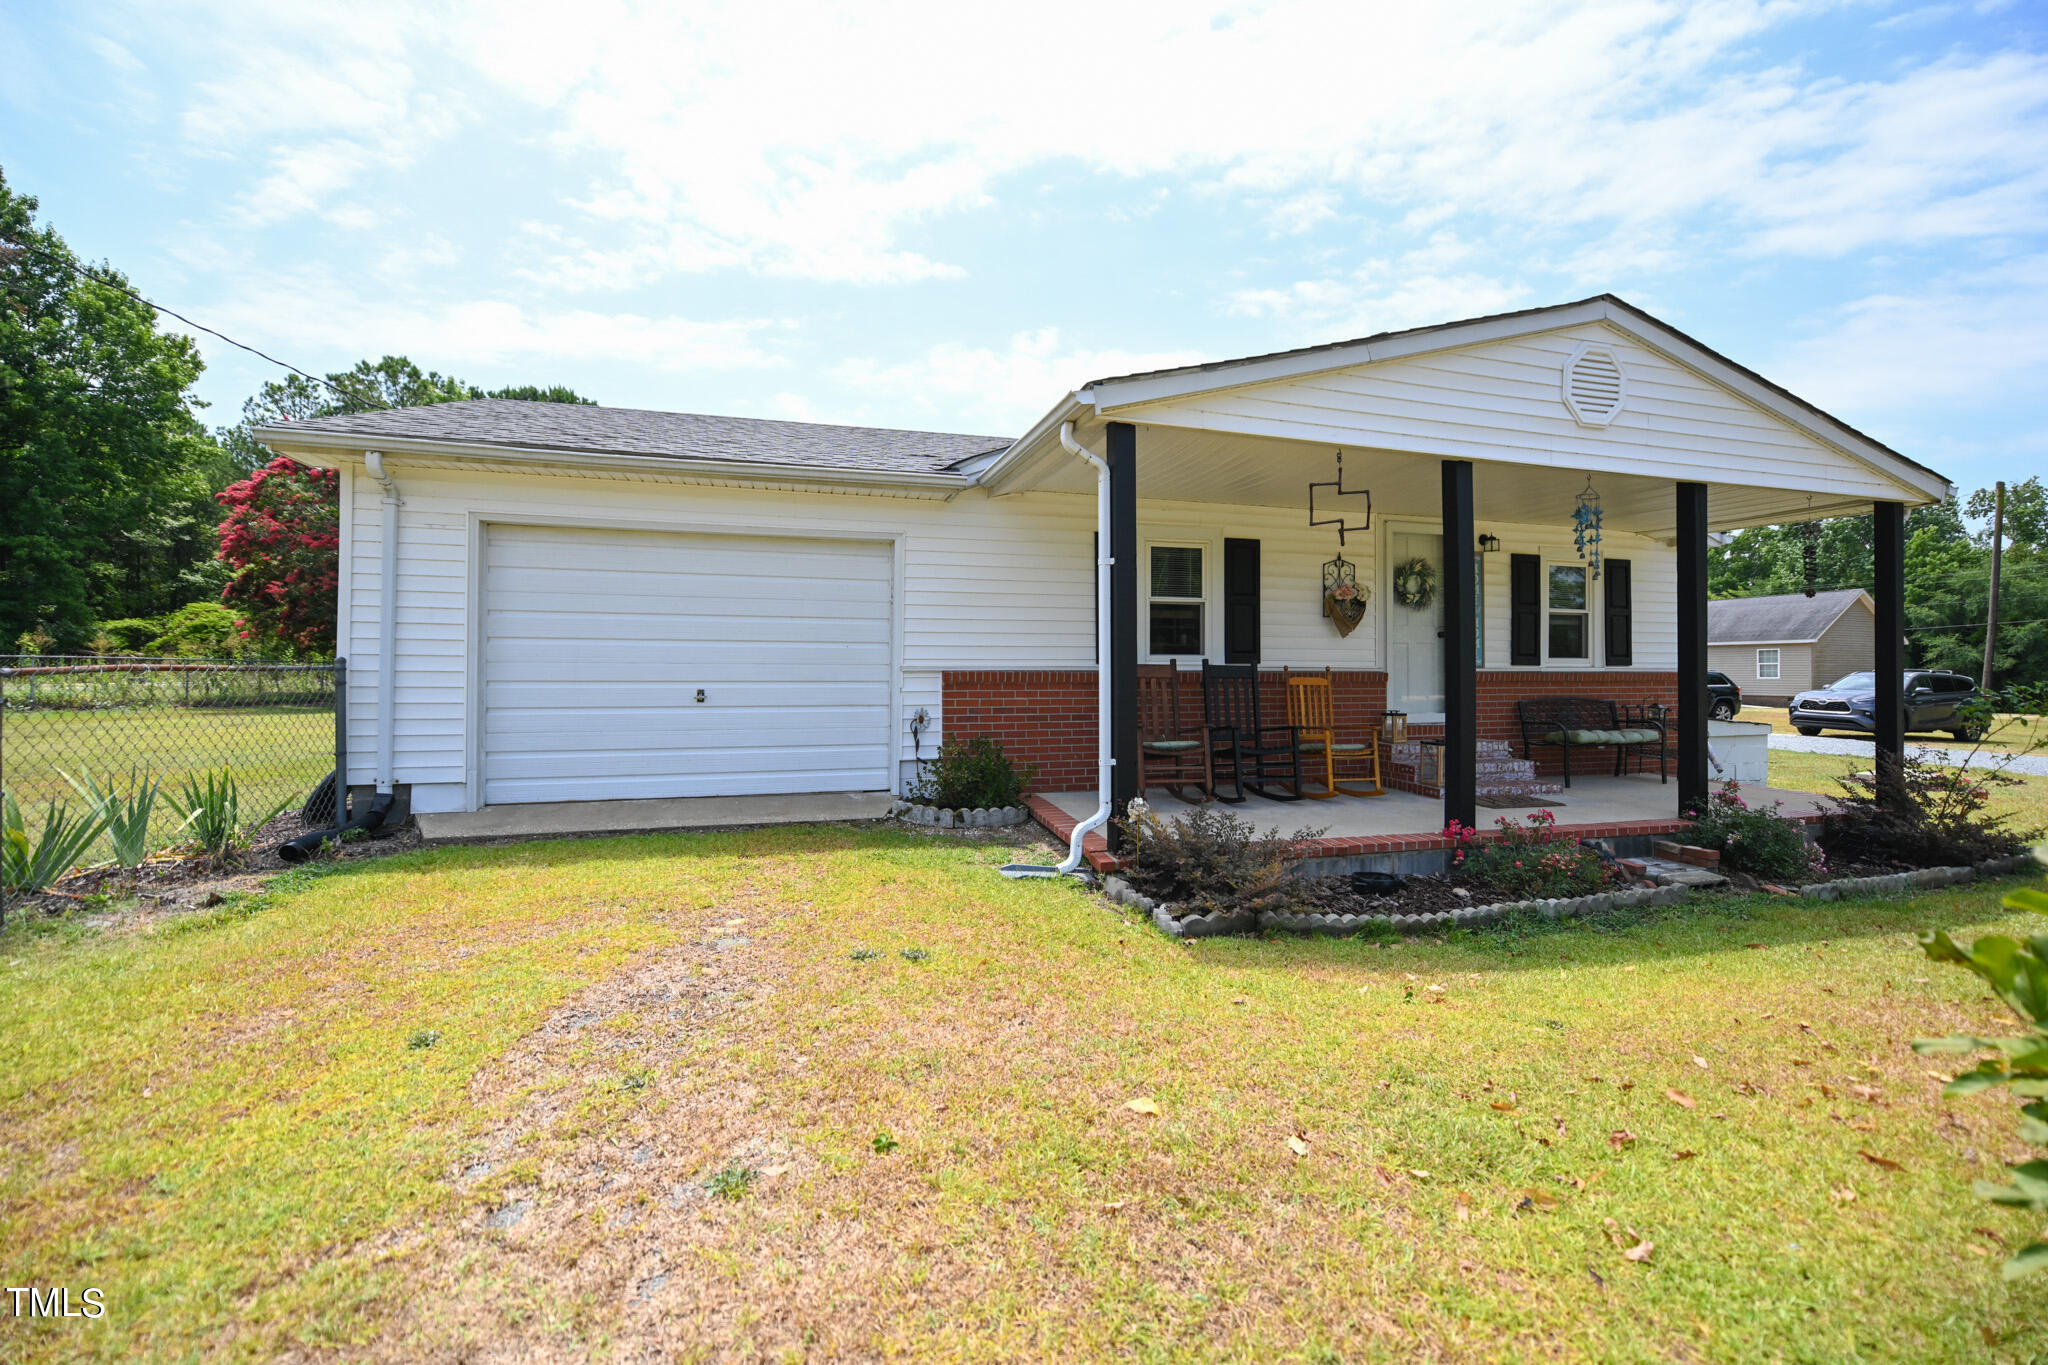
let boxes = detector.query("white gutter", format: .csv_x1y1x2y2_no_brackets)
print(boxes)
1002,420,1114,879
364,451,401,795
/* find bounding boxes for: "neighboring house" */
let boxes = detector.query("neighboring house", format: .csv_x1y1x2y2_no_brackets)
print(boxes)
1707,589,1876,705
256,294,1948,833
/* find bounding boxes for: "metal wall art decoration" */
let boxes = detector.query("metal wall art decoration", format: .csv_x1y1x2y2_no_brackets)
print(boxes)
1572,475,1604,581
1308,450,1371,545
1322,555,1368,637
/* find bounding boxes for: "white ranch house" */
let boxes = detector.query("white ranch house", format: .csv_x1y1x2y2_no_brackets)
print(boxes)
258,296,1947,860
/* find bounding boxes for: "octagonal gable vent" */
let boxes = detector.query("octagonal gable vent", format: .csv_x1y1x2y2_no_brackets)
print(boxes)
1562,344,1627,427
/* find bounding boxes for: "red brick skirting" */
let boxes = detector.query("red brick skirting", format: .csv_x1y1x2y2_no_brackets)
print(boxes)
1024,793,1822,875
944,668,1388,793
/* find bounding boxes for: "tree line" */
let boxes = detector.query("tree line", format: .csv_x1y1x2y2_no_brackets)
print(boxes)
1709,482,2047,688
0,168,590,659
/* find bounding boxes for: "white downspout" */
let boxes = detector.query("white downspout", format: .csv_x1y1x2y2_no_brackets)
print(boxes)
364,450,401,795
1002,420,1114,878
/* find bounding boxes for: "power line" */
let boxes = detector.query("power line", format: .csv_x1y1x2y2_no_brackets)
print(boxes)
1,236,389,411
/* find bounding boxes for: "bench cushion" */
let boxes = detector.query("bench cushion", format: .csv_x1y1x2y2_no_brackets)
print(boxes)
1541,727,1660,746
1142,738,1201,752
1298,740,1371,754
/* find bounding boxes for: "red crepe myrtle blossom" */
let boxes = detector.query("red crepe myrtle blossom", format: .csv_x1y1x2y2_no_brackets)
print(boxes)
215,456,339,654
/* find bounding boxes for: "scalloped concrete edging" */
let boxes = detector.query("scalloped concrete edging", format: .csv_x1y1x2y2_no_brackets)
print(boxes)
1797,850,2040,902
893,800,1030,830
1102,876,1690,939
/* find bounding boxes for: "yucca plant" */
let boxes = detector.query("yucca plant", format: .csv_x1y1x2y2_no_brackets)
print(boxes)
2,789,111,909
167,770,242,857
165,771,293,859
64,769,165,868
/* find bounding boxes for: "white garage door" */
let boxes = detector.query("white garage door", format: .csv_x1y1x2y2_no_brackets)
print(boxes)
482,524,894,805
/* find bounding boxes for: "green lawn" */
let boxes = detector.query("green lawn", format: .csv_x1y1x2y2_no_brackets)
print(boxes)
3,827,2046,1361
1767,749,2048,836
1739,705,2048,755
1,705,332,854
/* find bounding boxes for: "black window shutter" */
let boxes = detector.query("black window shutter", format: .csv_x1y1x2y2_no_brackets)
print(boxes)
1604,559,1633,666
1224,538,1260,665
1510,554,1540,666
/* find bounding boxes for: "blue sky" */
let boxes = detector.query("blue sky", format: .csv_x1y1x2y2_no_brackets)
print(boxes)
4,0,2045,496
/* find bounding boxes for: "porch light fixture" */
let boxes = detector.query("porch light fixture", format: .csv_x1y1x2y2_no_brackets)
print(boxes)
1572,475,1604,581
1308,449,1371,546
1477,533,1501,553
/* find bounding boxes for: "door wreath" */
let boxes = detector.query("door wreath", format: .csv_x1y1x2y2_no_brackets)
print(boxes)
1392,557,1437,609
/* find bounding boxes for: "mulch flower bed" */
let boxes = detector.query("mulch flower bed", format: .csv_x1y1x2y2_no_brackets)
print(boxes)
1278,872,1515,917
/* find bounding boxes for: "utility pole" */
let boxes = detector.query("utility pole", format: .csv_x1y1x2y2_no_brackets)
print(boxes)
1983,480,2005,689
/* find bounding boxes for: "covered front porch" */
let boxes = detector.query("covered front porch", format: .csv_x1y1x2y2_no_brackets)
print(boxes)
980,299,1947,856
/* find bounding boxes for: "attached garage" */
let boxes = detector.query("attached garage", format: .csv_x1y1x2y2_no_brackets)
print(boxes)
480,523,895,805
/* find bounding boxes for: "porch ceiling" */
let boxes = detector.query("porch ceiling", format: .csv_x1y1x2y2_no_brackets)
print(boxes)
993,420,1883,537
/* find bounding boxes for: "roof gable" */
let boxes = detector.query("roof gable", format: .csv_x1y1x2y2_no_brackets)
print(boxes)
1708,589,1872,644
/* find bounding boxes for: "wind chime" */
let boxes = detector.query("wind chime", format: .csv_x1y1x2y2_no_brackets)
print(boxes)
1572,475,1604,581
1308,450,1372,637
1800,512,1821,598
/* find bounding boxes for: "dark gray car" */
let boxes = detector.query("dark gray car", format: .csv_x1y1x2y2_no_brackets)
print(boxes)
1788,670,1982,739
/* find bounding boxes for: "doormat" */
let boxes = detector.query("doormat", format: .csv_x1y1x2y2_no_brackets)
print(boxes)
1475,794,1565,809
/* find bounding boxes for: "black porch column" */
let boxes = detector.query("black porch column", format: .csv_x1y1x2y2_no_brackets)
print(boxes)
1441,460,1477,831
1676,482,1709,813
1873,500,1906,804
1107,421,1140,852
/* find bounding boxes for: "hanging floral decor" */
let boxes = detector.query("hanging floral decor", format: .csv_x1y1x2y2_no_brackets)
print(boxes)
1392,557,1437,610
1800,517,1820,598
1322,554,1368,637
1572,476,1604,581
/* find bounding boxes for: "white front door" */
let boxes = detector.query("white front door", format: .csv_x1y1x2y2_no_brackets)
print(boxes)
1387,529,1445,719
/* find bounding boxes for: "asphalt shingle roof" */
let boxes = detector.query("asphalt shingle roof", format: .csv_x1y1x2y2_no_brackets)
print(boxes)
1708,588,1869,644
261,399,1014,475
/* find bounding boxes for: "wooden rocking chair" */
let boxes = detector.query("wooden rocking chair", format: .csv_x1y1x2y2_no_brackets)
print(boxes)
1200,662,1303,803
1137,661,1211,802
1284,667,1385,798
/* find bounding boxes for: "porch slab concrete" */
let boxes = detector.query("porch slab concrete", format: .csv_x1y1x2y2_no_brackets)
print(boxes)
417,791,897,845
1032,774,1834,875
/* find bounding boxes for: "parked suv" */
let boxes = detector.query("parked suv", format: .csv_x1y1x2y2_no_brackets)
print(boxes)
1706,671,1741,720
1788,670,1983,739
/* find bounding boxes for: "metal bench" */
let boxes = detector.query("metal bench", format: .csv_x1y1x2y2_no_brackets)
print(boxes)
1516,697,1666,788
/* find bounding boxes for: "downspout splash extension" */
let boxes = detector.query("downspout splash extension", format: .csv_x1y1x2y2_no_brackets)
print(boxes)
1002,421,1115,880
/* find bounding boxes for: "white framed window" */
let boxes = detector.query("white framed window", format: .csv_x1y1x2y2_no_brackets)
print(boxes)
1545,563,1591,661
1147,543,1206,657
1756,647,1781,680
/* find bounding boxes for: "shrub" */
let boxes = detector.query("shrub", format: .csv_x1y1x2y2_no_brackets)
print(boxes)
1682,780,1816,879
1120,802,1325,917
1913,860,2048,1280
166,770,293,858
1457,811,1612,900
1822,752,2036,869
906,736,1034,810
90,618,162,655
148,601,243,658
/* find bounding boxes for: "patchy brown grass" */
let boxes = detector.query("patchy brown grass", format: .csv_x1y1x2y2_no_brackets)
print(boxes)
5,824,2047,1362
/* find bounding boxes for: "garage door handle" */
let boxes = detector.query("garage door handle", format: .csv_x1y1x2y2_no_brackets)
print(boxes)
695,689,707,703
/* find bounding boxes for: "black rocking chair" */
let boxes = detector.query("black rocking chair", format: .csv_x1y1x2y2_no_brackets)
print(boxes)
1200,662,1303,802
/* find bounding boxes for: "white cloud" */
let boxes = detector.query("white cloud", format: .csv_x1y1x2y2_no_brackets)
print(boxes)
1775,255,2048,415
1226,236,1533,337
193,268,787,374
832,328,1208,430
128,0,2048,285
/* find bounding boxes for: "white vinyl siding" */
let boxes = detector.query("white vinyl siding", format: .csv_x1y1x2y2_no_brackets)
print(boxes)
1118,320,1909,518
480,524,893,804
339,463,1680,811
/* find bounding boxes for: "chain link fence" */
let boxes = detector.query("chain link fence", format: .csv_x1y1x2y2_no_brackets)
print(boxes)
0,656,341,867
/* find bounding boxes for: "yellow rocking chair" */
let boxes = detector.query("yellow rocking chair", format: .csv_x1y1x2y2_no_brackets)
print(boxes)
1284,668,1385,799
